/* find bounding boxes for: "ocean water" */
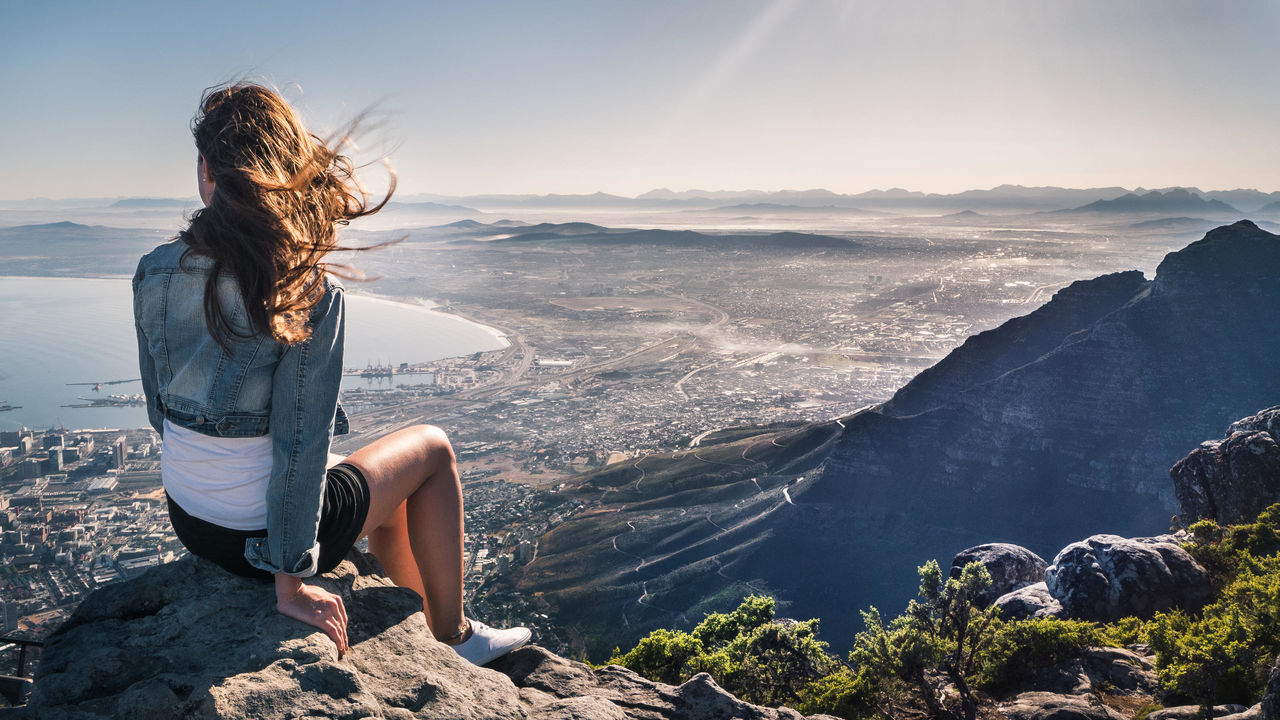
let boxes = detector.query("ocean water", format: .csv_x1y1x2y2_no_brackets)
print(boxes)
0,276,506,432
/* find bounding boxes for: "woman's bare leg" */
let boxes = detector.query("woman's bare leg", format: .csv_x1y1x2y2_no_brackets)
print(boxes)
366,501,428,599
342,424,465,642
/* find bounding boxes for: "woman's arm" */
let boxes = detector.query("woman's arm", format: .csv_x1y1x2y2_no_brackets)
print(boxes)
132,260,165,438
244,279,347,577
274,572,349,656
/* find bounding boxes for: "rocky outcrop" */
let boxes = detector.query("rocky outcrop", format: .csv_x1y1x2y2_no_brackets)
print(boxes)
1147,706,1252,720
1005,646,1155,698
950,543,1048,607
29,554,830,720
1171,406,1280,525
491,645,828,720
1044,534,1212,622
994,582,1063,620
999,691,1125,720
1263,655,1280,720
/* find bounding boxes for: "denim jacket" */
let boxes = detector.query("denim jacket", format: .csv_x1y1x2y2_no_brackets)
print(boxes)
133,238,349,578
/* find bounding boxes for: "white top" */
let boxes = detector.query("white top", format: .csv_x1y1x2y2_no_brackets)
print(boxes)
161,418,272,530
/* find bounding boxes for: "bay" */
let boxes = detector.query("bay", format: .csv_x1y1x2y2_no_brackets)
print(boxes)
0,276,506,432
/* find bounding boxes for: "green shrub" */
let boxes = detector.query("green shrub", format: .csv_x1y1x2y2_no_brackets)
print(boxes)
606,628,705,685
1147,554,1280,708
976,618,1104,691
692,594,775,647
608,595,836,708
1132,702,1164,720
721,618,835,706
796,667,880,720
1184,503,1280,589
1099,616,1150,647
849,561,998,720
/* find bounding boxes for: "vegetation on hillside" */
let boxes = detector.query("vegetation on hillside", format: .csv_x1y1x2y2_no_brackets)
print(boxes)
602,504,1280,719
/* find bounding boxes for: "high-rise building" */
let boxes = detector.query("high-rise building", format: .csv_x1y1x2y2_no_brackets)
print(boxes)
19,458,43,479
44,447,64,473
112,436,127,470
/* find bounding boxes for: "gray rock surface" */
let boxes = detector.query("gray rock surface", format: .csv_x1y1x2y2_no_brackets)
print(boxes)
994,582,1063,620
950,543,1048,607
998,691,1124,720
1044,534,1212,621
1171,406,1280,525
29,553,828,719
491,645,834,720
1220,706,1263,720
987,646,1154,700
1147,705,1250,720
1076,647,1156,695
1264,655,1280,720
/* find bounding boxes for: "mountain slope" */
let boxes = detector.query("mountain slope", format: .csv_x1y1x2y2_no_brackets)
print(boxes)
0,221,171,275
1059,189,1241,215
518,220,1280,658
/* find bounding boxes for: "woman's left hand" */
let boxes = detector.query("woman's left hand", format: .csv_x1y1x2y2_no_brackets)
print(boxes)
274,573,350,656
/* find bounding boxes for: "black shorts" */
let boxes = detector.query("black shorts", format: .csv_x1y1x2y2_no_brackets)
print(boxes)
166,462,371,581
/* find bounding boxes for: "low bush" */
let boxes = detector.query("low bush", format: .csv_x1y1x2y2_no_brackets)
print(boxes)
976,618,1105,692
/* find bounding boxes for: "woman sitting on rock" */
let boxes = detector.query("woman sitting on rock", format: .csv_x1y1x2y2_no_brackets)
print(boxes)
132,82,529,665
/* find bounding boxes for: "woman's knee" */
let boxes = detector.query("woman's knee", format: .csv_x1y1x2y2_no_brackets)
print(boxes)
413,424,456,466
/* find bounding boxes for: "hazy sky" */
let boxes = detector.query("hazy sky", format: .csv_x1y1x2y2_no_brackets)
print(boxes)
3,0,1279,199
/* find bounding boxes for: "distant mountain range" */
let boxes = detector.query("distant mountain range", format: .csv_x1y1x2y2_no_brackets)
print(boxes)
400,184,1280,214
383,200,482,214
517,220,1280,657
486,224,863,250
403,220,865,251
9,185,1280,215
109,197,196,209
0,221,170,275
1054,188,1242,216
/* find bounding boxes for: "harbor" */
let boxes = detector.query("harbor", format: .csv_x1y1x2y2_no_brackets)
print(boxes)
0,277,507,431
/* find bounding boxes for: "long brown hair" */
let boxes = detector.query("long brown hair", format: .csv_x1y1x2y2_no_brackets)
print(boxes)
180,82,394,346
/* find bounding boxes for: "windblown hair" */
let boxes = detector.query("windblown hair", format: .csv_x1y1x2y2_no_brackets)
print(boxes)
180,82,394,346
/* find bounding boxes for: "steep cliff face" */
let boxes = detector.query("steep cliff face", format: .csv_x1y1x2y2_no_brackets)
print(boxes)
521,221,1280,656
882,269,1150,418
793,220,1280,640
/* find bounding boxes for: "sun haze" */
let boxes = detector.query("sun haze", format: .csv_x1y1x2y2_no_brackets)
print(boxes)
2,0,1279,199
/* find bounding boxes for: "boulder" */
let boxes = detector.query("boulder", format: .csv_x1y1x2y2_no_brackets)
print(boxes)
1264,655,1280,720
985,646,1154,700
492,645,833,720
999,691,1124,720
1171,406,1280,525
1077,647,1156,695
1045,535,1212,621
29,553,829,719
950,543,1048,606
1147,705,1250,720
994,582,1063,620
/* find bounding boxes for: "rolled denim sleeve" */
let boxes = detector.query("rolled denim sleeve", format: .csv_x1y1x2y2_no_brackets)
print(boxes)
132,260,165,438
244,280,346,577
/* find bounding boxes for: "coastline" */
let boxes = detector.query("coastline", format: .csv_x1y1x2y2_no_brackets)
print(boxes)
342,291,510,348
0,277,509,432
0,275,511,350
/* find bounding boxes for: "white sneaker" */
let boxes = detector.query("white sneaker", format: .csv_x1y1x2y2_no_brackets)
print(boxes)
450,619,532,666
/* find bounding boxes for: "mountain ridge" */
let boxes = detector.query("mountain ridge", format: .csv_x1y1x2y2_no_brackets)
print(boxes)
517,220,1280,658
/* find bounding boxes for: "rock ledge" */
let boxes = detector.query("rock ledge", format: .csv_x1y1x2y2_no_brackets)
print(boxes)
28,553,829,720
